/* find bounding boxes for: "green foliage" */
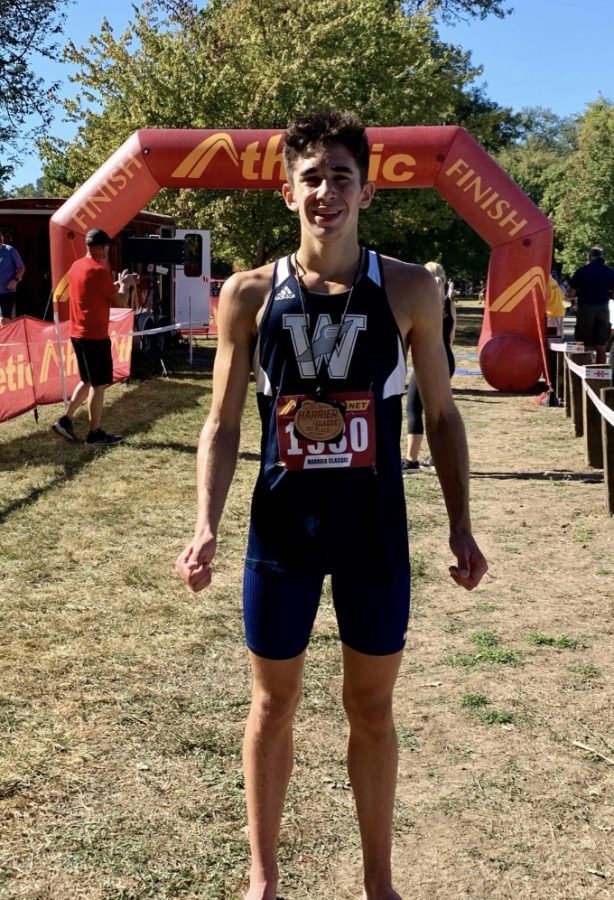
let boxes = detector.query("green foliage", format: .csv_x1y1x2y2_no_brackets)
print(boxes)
496,107,576,213
577,664,602,677
524,632,578,650
481,708,514,725
461,692,490,708
407,0,512,21
469,630,500,649
0,0,71,187
461,692,516,726
550,99,614,272
446,634,522,667
39,0,519,271
494,101,614,272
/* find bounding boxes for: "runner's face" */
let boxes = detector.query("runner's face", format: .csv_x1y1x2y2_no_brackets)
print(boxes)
283,145,374,238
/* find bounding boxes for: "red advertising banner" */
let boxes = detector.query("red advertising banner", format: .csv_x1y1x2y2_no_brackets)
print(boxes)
0,309,134,424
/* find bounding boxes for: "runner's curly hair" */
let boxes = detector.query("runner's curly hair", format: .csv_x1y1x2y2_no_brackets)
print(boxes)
283,109,370,185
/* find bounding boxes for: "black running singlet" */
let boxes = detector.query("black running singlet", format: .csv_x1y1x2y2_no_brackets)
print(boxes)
246,249,410,575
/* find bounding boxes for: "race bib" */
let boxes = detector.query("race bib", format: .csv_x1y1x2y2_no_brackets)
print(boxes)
276,391,376,470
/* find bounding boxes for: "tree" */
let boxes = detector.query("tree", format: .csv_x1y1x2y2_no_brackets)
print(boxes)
549,99,614,273
40,0,519,271
0,0,71,187
406,0,511,21
496,107,576,210
11,179,47,199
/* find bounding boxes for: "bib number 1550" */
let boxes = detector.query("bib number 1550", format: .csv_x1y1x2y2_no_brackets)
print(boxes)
276,392,376,471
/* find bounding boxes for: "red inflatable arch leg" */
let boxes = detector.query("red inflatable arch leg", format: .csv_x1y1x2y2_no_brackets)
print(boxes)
478,235,553,391
50,126,553,392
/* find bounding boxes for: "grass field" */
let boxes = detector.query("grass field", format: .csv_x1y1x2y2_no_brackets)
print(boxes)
1,310,613,899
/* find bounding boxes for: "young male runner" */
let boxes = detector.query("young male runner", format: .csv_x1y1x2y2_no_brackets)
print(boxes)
176,110,487,900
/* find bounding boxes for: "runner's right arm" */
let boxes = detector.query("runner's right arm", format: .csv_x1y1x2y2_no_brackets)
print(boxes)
175,273,262,592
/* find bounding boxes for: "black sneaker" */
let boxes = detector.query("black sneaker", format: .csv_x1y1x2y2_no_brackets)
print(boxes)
420,456,434,470
86,429,124,446
52,415,77,442
401,459,421,475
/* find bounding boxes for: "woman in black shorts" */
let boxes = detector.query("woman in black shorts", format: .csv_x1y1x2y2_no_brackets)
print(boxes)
402,261,456,473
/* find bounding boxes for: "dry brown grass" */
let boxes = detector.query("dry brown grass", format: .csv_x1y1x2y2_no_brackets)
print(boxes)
1,318,613,899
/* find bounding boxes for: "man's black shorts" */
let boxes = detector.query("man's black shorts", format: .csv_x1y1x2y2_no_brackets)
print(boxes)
71,337,113,387
0,293,15,318
575,304,611,347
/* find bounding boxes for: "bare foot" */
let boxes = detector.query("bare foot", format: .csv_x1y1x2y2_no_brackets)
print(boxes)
244,879,278,900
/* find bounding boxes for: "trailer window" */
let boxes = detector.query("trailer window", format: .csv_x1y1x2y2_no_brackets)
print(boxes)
183,233,202,278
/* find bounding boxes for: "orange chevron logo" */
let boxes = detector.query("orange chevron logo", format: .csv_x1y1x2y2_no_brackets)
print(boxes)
172,133,240,179
279,399,297,416
53,272,70,304
490,267,546,314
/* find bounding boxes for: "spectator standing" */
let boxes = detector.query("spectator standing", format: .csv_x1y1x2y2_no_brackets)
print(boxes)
403,261,456,473
0,231,25,327
567,247,614,364
51,229,137,445
546,272,566,338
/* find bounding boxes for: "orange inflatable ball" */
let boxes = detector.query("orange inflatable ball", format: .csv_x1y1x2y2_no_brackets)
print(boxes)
479,333,543,392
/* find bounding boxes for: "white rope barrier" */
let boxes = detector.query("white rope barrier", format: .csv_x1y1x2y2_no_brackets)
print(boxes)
1,320,201,348
564,355,586,377
562,351,614,426
584,381,614,428
129,320,192,338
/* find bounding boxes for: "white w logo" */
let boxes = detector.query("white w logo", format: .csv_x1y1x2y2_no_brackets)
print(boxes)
283,313,367,379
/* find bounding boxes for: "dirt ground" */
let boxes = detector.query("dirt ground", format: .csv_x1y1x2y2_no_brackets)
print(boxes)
0,310,613,899
383,322,614,900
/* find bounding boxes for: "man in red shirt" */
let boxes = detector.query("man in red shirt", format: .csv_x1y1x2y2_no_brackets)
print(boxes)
52,228,137,445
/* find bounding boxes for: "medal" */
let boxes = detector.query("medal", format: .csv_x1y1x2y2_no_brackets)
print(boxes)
293,396,346,442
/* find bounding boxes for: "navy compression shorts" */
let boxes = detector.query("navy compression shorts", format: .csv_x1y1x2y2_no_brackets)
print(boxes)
243,565,411,660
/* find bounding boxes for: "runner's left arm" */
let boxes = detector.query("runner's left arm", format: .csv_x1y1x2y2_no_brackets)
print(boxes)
175,274,257,593
407,268,487,590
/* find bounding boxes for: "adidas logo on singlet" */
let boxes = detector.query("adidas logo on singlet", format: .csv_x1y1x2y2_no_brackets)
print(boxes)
274,285,295,302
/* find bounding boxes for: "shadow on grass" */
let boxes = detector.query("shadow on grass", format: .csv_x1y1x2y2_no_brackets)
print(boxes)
454,307,484,346
470,469,603,484
453,386,544,400
122,446,261,461
0,377,206,523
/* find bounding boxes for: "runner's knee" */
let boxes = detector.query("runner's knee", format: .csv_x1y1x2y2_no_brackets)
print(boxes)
343,687,394,735
250,682,302,730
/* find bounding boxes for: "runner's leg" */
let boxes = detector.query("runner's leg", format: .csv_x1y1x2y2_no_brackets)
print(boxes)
244,651,305,900
342,645,404,900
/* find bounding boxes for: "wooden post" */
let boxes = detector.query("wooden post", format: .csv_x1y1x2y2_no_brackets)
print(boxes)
564,343,588,417
601,387,614,516
568,351,594,436
583,366,612,467
556,349,566,401
547,344,557,393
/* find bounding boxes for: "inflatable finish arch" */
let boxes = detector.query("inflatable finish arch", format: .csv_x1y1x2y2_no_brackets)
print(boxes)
50,127,553,392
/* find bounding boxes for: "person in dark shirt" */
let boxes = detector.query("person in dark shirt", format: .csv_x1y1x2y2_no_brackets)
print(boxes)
176,110,487,900
567,247,614,364
0,232,26,327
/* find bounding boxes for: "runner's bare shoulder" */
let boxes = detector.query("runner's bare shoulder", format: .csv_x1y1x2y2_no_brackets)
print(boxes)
219,263,275,330
379,256,440,329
